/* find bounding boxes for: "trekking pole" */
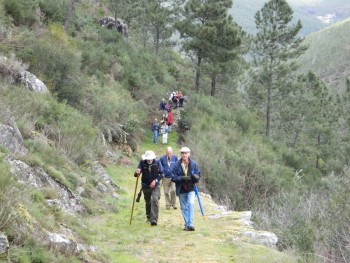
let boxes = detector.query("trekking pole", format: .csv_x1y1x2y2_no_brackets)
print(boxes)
194,185,205,221
130,174,140,225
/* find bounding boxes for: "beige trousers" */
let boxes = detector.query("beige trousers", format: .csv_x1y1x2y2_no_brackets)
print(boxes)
162,177,176,208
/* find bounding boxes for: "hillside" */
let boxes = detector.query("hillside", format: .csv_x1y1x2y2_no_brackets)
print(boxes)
230,0,350,35
0,0,349,262
297,17,350,92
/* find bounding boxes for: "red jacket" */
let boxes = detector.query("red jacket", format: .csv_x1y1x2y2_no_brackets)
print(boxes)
167,112,174,125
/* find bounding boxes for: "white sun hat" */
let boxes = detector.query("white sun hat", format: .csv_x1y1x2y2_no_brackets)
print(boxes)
142,150,157,160
180,147,191,153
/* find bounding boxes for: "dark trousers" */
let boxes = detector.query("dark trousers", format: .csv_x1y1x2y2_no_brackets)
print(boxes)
143,184,161,223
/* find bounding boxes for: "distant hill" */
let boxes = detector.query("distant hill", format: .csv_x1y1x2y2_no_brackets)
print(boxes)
297,17,350,93
230,0,350,36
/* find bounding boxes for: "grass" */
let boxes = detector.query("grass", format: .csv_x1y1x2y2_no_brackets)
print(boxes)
86,127,298,263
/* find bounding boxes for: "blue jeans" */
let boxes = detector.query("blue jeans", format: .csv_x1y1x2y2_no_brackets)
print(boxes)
153,130,158,143
179,191,195,228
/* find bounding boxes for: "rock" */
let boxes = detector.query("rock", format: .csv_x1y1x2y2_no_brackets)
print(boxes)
47,226,96,255
96,182,108,193
240,231,279,248
91,161,121,191
99,16,128,38
0,121,27,156
0,233,9,254
19,71,48,93
204,194,278,248
48,232,78,254
5,156,85,214
236,211,254,227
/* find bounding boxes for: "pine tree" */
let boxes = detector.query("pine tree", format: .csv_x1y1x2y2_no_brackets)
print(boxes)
206,15,245,96
249,0,307,137
135,0,184,55
278,71,337,171
175,0,234,93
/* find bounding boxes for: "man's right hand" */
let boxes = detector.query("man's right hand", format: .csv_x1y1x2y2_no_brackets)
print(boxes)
134,168,141,177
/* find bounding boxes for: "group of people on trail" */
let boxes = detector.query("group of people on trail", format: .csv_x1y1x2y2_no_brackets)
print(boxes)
134,146,201,231
152,91,186,145
152,98,175,145
159,91,185,111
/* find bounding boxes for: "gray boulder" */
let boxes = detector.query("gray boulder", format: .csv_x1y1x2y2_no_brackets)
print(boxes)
0,121,27,156
207,198,278,248
240,231,279,248
0,233,9,254
20,71,48,93
91,161,121,195
5,156,85,214
99,16,128,38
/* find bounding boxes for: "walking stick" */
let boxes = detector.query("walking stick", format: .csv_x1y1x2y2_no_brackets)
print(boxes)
130,174,140,225
194,185,205,221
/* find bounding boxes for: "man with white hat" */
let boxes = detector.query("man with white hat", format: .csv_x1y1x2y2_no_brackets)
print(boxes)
171,146,201,231
134,150,164,226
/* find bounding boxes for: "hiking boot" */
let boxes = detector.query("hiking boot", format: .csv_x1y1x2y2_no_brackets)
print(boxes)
166,206,171,210
187,226,195,231
151,221,157,226
173,206,177,210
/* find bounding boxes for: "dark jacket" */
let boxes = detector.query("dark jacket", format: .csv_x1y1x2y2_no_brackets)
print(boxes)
171,158,200,195
159,154,178,178
137,160,164,189
151,122,160,132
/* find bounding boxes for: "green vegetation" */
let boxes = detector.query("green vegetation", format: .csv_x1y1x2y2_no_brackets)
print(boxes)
298,17,350,93
0,0,349,262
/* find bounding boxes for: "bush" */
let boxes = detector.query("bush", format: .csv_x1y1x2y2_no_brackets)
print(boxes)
0,53,28,83
0,162,19,231
3,0,38,27
38,0,67,24
2,87,98,164
16,27,84,105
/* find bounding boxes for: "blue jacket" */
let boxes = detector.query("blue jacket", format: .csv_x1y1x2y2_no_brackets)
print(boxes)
159,154,178,178
171,158,200,195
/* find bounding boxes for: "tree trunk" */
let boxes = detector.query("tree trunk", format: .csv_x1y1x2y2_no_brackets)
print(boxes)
195,51,202,92
64,0,77,32
316,132,321,169
265,85,271,137
155,28,160,55
211,73,216,96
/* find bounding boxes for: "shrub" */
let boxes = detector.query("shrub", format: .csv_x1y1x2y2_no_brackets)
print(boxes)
0,163,19,231
16,28,84,105
3,0,38,27
38,0,67,24
0,53,28,83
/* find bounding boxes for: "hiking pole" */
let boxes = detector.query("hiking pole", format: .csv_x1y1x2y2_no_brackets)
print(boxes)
194,185,205,221
130,174,140,225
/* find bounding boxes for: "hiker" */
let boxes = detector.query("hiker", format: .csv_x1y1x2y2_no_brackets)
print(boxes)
178,91,185,107
160,121,168,144
172,92,179,109
159,147,178,210
134,150,164,226
151,118,160,144
159,98,166,111
172,147,201,231
167,109,174,132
